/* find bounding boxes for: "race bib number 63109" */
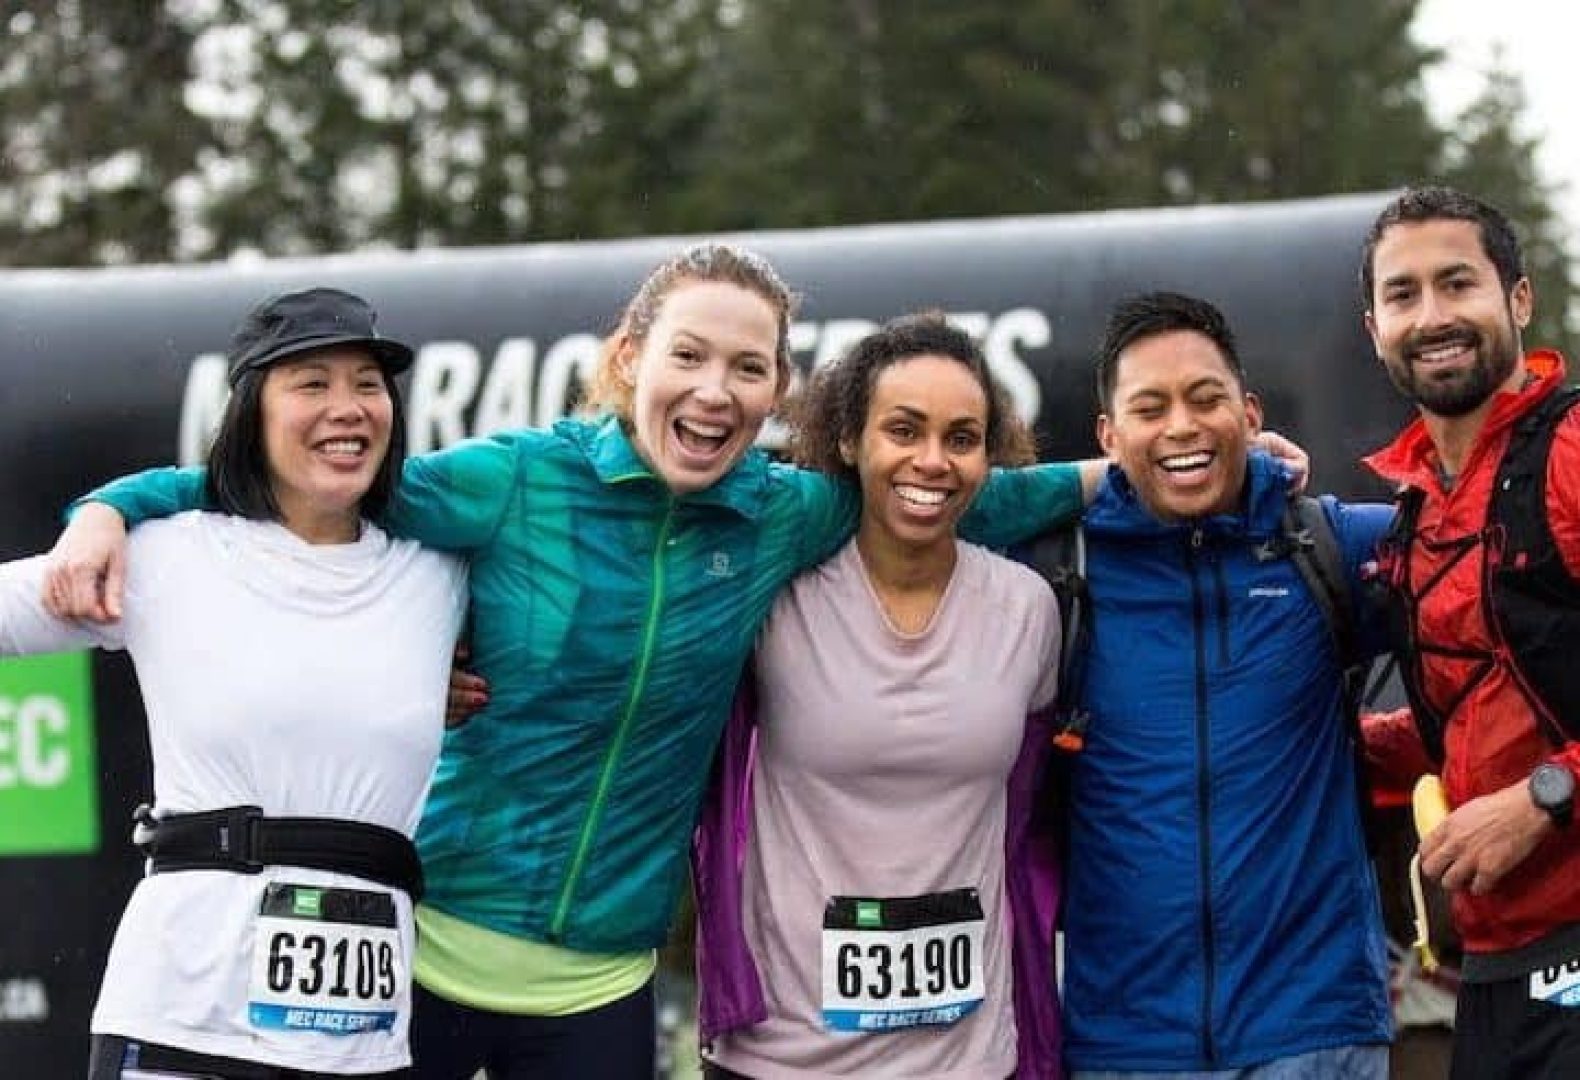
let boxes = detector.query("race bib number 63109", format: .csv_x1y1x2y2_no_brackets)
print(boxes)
247,881,407,1036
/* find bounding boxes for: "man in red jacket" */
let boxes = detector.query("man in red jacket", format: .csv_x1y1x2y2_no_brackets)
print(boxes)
1361,185,1580,1079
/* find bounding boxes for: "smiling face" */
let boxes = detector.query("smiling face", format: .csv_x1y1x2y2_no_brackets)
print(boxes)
621,280,783,494
261,347,393,543
851,354,991,557
1098,329,1262,522
1365,218,1531,419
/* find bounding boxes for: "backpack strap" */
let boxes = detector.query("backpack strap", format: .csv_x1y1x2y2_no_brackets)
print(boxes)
1487,383,1580,747
1281,495,1381,851
1019,523,1091,752
1282,495,1358,675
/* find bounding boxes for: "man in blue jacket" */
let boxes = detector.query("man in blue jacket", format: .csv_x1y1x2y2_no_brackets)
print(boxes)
1060,292,1394,1077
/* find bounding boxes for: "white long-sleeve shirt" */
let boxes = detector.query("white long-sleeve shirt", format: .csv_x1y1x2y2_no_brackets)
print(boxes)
0,511,467,1074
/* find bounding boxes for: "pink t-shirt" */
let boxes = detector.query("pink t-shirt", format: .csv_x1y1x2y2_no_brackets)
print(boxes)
709,538,1060,1079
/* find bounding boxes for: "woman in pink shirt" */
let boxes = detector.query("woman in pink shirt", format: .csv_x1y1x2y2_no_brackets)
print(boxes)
694,312,1065,1079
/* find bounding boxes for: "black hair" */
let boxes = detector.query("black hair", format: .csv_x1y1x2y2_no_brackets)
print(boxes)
1359,186,1525,306
205,358,407,525
790,311,1035,475
1096,291,1246,411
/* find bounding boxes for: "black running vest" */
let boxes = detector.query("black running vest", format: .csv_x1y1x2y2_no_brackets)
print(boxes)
1378,385,1580,763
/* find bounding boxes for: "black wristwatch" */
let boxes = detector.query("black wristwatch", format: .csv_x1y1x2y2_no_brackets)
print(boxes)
1529,763,1576,828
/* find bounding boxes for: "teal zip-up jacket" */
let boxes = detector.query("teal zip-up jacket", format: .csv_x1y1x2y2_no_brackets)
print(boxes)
79,416,1083,951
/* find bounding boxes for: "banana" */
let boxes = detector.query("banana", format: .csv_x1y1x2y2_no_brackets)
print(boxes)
1409,774,1449,973
1412,774,1449,839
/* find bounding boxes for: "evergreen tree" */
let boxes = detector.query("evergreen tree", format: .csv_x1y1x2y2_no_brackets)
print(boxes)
1437,57,1575,355
696,0,1110,227
189,0,728,252
545,0,733,238
1085,0,1444,205
0,0,1571,345
0,1,211,265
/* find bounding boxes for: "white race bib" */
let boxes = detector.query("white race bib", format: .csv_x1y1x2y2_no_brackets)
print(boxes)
247,882,407,1035
1529,956,1580,1008
820,888,986,1033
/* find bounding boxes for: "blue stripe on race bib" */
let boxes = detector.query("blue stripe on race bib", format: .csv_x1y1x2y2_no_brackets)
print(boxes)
1529,960,1580,1008
248,1002,397,1034
824,999,983,1032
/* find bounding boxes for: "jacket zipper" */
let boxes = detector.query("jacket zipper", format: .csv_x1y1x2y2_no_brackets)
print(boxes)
1211,556,1230,664
550,499,676,939
1187,527,1219,1067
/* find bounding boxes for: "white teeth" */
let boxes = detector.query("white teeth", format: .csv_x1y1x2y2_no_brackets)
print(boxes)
1160,452,1211,472
895,484,948,506
677,418,729,441
1417,343,1469,363
319,440,365,455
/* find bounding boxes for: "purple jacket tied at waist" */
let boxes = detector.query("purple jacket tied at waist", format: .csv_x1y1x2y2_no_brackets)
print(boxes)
691,677,1065,1078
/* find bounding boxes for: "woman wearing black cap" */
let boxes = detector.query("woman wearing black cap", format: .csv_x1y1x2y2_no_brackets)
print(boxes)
0,287,468,1078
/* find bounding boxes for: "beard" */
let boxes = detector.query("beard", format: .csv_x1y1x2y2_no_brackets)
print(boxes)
1384,318,1522,419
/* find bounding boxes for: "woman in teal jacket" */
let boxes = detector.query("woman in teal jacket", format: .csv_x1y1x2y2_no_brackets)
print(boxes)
48,245,1088,1079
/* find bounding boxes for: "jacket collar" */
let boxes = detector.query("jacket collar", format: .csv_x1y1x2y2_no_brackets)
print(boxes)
1084,449,1292,542
568,414,771,521
1363,350,1568,490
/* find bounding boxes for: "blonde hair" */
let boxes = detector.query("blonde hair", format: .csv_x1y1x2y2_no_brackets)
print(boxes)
583,243,797,419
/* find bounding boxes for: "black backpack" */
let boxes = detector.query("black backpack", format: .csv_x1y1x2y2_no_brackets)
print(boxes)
1381,384,1580,762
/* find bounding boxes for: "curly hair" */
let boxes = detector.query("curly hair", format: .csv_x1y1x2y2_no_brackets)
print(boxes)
789,312,1035,478
582,242,798,419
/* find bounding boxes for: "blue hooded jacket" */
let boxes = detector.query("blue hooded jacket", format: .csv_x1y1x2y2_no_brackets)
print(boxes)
1060,453,1394,1071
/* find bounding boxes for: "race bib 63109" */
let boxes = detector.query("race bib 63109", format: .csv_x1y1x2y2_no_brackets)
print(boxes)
247,881,407,1036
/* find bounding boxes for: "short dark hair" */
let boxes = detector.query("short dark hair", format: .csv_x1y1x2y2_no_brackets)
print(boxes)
205,358,408,525
1359,186,1525,306
790,311,1035,476
1096,292,1246,411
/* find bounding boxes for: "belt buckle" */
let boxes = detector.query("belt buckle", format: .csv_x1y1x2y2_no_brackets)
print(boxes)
216,805,266,873
130,803,159,850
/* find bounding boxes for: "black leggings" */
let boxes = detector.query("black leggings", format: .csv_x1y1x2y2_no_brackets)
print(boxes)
703,1060,1012,1079
87,1035,411,1079
408,979,655,1080
1452,974,1580,1080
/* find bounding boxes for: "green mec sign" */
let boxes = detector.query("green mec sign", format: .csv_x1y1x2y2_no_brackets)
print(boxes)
0,652,99,855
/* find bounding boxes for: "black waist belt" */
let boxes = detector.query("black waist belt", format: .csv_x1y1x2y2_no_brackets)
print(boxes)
134,804,424,900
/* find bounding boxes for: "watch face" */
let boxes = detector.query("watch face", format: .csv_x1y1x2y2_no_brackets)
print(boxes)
1532,764,1576,811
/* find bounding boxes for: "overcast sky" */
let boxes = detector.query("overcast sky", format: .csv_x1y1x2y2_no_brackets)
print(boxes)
1415,0,1578,237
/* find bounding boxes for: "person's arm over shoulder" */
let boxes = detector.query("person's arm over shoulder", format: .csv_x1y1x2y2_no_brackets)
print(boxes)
70,466,210,525
1,553,127,656
767,463,862,573
1326,494,1397,659
1362,707,1433,794
959,462,1087,549
386,432,528,551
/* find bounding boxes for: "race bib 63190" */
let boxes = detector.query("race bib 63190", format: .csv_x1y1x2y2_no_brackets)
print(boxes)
820,887,985,1033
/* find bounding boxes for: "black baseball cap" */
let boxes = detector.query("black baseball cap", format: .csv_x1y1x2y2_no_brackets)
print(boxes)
226,287,415,387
